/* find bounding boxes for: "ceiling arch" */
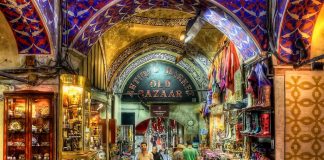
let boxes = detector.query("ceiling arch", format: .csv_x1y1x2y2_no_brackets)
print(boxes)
65,0,266,58
107,35,211,89
0,0,52,54
278,0,323,62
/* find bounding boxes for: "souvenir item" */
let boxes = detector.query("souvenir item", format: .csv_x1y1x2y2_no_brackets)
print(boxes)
41,106,50,116
9,120,22,131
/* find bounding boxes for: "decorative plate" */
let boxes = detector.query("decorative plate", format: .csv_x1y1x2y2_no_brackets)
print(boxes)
41,107,50,116
9,120,22,131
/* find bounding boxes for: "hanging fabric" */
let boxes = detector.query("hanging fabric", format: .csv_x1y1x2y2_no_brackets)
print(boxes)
225,42,241,93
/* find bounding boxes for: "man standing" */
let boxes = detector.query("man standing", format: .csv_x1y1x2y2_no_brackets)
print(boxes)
137,142,154,160
183,141,199,160
152,147,163,160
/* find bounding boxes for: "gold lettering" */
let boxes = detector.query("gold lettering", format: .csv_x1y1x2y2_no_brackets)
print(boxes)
165,80,171,87
168,90,175,97
153,90,159,97
185,85,192,90
160,90,167,97
145,90,152,97
165,67,173,74
129,83,136,90
127,91,135,97
177,74,184,82
138,90,144,97
150,80,156,88
181,79,188,87
133,77,140,84
176,90,182,97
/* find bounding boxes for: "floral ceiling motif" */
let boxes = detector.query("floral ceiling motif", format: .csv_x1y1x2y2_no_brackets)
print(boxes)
0,0,322,64
278,0,323,62
0,0,51,54
67,0,266,58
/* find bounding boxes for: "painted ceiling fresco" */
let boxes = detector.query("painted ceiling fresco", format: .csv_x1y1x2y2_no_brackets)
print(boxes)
0,0,323,63
34,0,56,48
278,0,323,62
274,0,288,46
203,8,259,61
0,0,51,54
66,0,267,59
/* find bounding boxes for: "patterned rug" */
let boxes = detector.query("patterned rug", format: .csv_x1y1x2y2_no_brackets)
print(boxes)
285,71,324,159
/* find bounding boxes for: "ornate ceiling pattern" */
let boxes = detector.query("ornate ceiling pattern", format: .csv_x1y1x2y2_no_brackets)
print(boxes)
113,51,208,93
274,0,288,46
34,0,56,47
123,16,189,26
108,36,210,90
0,0,51,54
203,8,259,61
67,0,267,57
279,0,323,62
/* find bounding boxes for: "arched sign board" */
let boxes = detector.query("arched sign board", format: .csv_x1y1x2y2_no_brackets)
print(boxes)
122,61,198,103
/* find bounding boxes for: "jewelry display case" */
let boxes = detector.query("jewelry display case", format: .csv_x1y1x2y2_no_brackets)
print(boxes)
3,91,54,160
59,74,94,159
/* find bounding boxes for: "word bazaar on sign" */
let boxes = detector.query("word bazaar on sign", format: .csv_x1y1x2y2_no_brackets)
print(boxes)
122,62,198,102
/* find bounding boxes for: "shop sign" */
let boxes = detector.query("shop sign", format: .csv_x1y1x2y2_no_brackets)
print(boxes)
151,105,169,117
122,61,198,102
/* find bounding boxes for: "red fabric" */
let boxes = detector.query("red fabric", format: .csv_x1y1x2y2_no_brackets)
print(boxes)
135,119,150,135
225,42,240,93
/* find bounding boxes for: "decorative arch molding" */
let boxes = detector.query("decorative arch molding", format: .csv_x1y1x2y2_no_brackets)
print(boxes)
107,36,210,88
32,0,56,48
112,51,208,97
0,0,52,54
66,0,265,57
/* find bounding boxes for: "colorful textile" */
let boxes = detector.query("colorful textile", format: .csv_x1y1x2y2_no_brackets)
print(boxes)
225,42,241,93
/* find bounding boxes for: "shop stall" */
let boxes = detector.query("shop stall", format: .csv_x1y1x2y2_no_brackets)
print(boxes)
201,42,274,159
3,91,55,160
58,74,97,160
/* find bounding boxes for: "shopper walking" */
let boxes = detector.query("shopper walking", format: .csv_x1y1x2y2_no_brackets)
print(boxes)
152,147,164,160
137,142,154,160
183,141,199,160
173,144,185,160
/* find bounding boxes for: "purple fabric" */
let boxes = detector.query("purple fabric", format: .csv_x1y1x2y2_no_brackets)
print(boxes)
254,63,271,87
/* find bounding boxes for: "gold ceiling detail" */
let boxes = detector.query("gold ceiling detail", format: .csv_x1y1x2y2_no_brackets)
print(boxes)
0,11,20,69
102,9,224,70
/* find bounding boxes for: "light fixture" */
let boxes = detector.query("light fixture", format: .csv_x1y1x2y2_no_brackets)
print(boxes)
97,103,104,111
180,31,186,41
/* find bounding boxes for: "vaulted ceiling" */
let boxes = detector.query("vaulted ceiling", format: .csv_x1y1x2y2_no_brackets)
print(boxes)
0,0,323,63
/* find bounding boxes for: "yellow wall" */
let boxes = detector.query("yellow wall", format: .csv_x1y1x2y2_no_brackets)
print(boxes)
311,6,324,62
0,12,21,69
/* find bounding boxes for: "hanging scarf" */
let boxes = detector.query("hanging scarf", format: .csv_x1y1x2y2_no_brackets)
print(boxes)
225,42,241,93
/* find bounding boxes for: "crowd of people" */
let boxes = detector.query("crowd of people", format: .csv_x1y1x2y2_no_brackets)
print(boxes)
136,141,200,160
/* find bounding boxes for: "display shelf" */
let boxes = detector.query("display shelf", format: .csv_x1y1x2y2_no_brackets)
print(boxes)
240,133,271,138
241,106,272,112
4,91,54,160
60,74,91,158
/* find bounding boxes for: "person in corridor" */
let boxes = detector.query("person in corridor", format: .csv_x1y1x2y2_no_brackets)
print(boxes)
152,146,164,160
183,141,199,160
137,142,153,160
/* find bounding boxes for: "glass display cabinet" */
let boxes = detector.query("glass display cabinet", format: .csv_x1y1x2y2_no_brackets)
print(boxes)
59,74,94,159
3,91,54,160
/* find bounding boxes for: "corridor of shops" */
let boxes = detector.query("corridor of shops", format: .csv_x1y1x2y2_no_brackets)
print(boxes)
0,0,324,160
